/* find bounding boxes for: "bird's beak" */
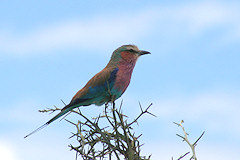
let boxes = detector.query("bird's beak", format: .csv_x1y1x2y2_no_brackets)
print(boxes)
139,50,151,56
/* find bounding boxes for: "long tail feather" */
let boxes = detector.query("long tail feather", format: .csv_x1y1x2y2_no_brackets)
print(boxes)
24,122,49,138
24,105,73,138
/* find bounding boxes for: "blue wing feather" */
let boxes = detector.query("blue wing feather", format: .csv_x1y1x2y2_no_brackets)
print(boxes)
69,68,119,106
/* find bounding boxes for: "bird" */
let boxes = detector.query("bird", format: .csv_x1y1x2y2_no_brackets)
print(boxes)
24,44,150,138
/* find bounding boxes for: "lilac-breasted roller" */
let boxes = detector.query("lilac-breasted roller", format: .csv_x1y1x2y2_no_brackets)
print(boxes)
24,44,150,138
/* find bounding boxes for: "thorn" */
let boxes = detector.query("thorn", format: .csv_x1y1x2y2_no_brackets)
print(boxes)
146,103,153,110
193,131,205,146
119,99,123,111
138,101,143,112
147,111,157,117
60,99,67,106
60,110,72,121
65,119,76,125
176,134,185,140
173,122,180,126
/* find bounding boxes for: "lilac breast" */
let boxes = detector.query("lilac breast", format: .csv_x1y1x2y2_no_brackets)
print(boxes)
113,58,137,95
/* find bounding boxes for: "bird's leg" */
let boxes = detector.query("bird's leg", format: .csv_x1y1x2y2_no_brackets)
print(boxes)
106,80,115,105
106,80,112,97
106,80,116,108
111,96,116,107
105,103,109,108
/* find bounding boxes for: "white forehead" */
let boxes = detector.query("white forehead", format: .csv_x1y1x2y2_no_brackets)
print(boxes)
125,45,139,51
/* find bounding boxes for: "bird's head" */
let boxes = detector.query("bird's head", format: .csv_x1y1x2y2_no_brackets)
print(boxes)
108,44,150,66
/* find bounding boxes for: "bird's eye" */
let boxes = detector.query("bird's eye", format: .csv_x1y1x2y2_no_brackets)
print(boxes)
129,49,137,53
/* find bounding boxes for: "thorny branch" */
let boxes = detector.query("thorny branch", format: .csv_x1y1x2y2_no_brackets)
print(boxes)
127,103,156,127
173,120,205,160
39,102,154,160
39,102,205,160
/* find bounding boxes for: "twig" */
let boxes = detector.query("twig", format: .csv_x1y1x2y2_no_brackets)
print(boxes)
177,152,190,160
127,103,155,127
174,120,205,160
40,101,152,160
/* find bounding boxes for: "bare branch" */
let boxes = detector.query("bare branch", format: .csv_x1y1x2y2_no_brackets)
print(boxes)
127,103,155,127
40,101,153,160
173,121,205,160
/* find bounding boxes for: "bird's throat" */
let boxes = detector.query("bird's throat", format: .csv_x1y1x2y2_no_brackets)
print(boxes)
113,56,137,95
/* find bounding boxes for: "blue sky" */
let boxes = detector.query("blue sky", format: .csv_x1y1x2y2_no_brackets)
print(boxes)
0,0,240,160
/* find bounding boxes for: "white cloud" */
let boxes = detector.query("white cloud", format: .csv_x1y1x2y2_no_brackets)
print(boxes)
0,1,239,57
0,142,16,160
160,2,240,33
168,2,240,47
171,3,236,32
0,99,49,124
152,90,240,136
0,11,156,56
141,141,240,160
